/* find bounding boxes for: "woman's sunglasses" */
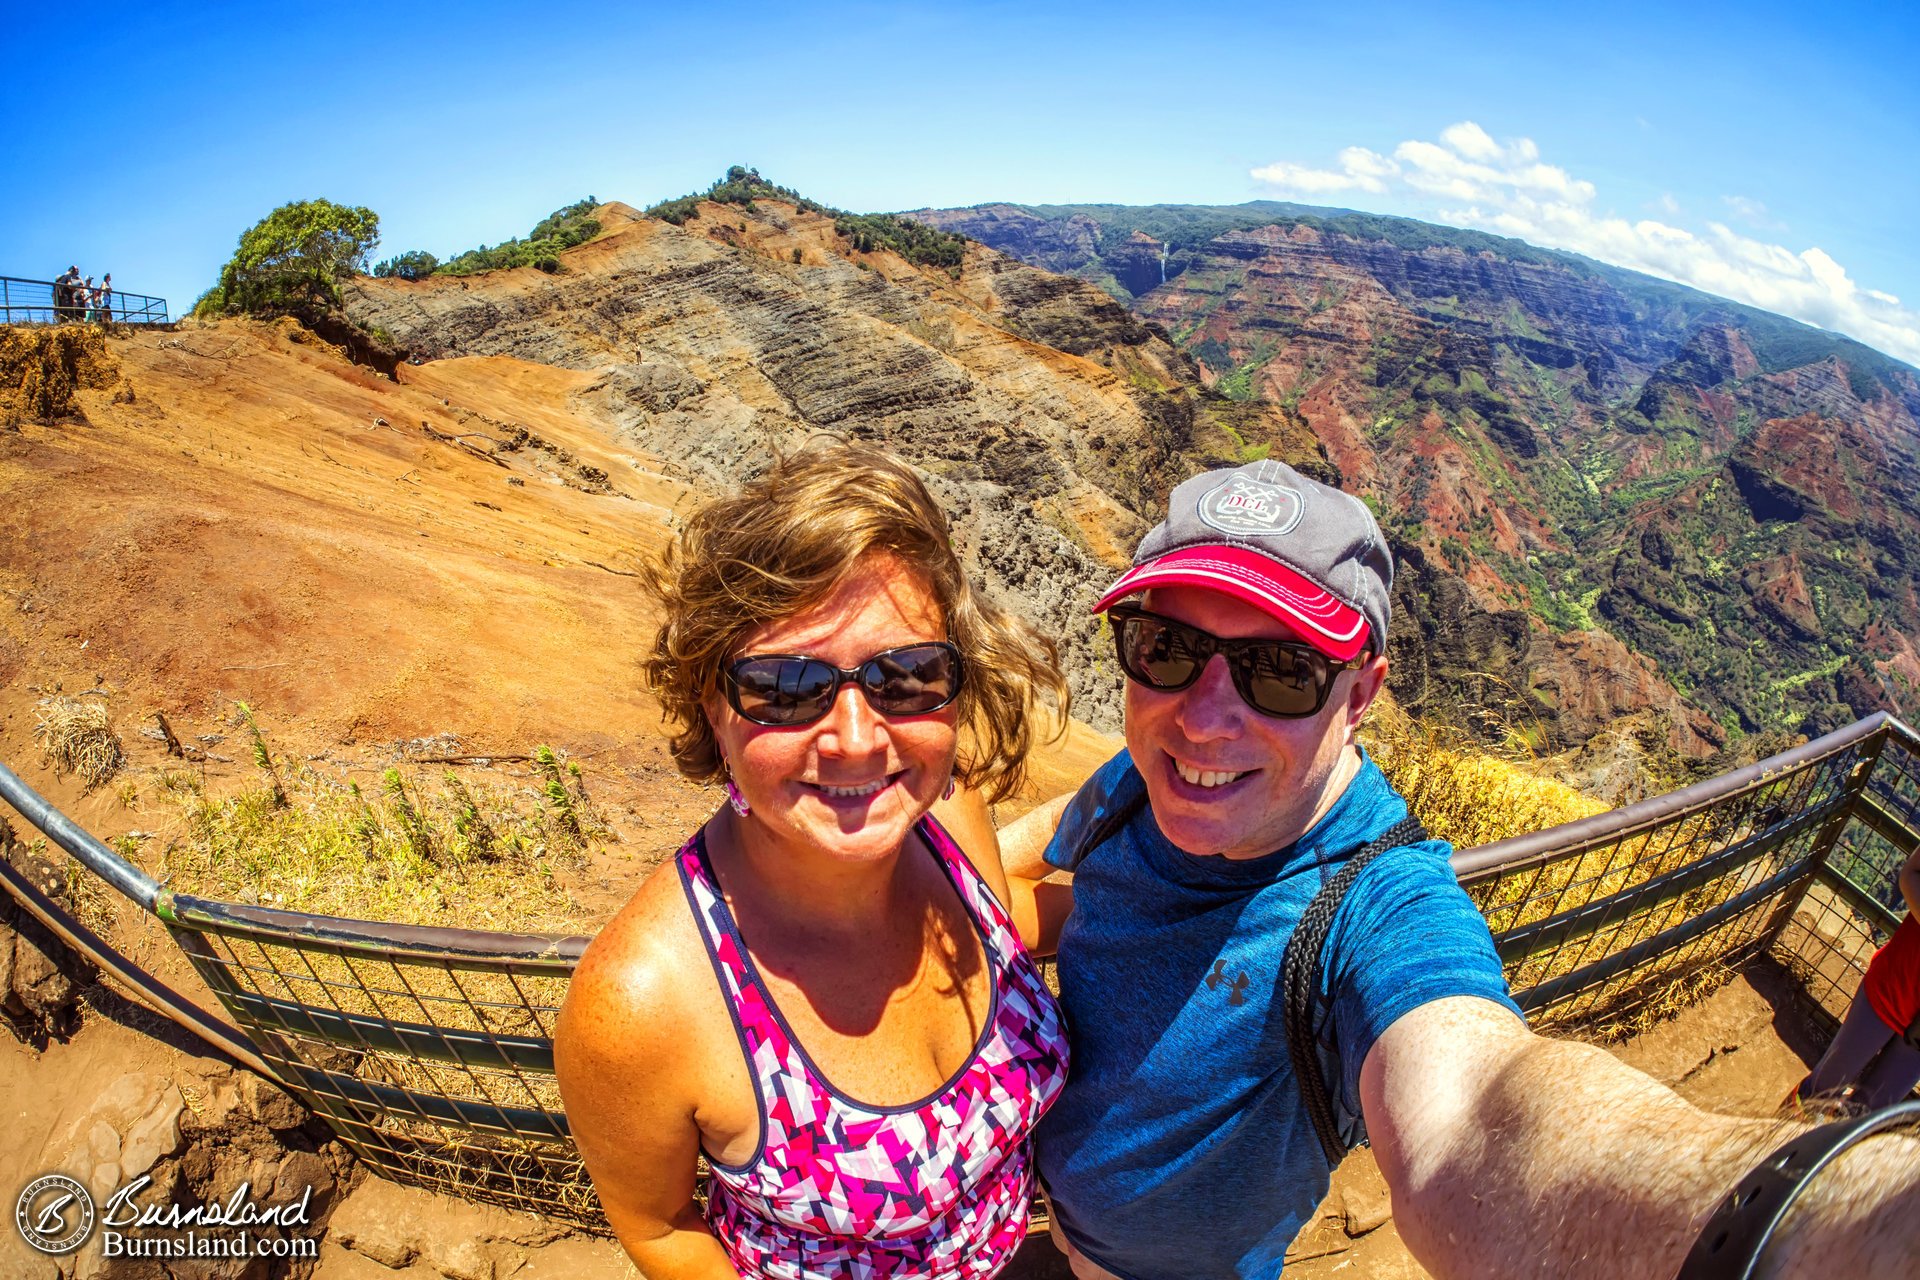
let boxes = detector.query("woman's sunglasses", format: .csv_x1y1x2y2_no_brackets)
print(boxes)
722,641,965,727
1107,604,1368,719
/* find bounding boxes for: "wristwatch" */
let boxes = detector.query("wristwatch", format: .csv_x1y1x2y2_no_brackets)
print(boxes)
1676,1099,1920,1279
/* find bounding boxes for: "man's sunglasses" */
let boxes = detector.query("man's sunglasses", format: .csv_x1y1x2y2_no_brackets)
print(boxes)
722,641,965,727
1106,604,1368,719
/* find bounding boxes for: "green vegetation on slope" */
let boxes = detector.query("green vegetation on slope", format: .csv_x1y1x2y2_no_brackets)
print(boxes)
651,166,970,270
372,250,439,281
434,198,603,276
125,713,604,932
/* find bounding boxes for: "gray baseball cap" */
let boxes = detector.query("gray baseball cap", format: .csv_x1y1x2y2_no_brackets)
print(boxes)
1092,459,1392,661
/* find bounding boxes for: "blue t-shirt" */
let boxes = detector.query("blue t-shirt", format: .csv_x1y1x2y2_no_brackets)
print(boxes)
1036,747,1520,1280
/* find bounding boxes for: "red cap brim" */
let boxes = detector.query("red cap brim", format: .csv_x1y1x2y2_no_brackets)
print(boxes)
1092,545,1371,661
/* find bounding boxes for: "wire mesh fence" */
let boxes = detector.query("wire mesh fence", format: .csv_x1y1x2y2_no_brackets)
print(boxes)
159,892,597,1224
2,274,169,325
1452,717,1887,1036
3,714,1917,1230
1770,722,1918,1025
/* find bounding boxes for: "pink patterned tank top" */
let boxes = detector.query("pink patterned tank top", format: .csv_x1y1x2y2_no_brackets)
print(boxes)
676,817,1070,1279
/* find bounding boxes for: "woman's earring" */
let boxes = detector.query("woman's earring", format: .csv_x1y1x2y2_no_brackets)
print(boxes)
943,775,956,801
722,764,750,816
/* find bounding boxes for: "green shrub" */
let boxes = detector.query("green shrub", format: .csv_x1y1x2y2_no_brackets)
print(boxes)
534,744,580,837
373,250,439,281
145,759,591,930
833,212,965,268
436,197,602,276
643,166,967,271
194,199,380,318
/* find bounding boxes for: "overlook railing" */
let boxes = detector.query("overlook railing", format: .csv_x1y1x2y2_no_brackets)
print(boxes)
2,713,1916,1229
1,274,169,325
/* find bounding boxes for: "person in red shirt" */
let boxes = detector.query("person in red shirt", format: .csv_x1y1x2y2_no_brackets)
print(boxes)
1798,844,1920,1108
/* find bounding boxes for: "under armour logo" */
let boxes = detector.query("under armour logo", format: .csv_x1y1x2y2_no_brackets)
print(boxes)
1205,960,1250,1006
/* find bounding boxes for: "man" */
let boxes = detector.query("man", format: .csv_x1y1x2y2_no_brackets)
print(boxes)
1000,459,1916,1279
53,265,81,321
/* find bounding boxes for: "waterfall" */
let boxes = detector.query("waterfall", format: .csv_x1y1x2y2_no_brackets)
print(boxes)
1159,245,1168,286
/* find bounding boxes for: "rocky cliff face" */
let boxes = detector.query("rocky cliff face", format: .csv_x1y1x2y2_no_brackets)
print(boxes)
912,202,1920,748
346,197,1320,731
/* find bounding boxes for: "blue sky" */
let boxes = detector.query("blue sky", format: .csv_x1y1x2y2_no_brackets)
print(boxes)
7,1,1916,363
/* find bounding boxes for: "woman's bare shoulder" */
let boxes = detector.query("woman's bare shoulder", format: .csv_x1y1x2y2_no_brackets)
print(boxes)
563,841,713,1062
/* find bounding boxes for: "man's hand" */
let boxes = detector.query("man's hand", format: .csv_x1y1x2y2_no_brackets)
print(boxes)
1361,997,1920,1279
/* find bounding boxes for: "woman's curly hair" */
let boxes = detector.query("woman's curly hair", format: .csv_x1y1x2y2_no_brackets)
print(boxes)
639,440,1068,804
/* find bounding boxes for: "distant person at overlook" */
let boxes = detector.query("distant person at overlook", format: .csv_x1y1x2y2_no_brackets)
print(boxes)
53,265,81,321
93,273,113,326
996,457,1920,1279
556,442,1071,1279
1796,842,1920,1110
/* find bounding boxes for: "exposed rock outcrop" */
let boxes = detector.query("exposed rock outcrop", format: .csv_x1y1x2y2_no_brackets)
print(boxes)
345,198,1321,732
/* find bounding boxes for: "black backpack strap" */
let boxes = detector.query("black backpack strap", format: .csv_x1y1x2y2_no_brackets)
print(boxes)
1281,814,1430,1168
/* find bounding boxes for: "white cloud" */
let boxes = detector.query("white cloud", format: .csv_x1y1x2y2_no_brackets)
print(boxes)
1249,146,1395,195
1249,124,1920,367
1339,147,1397,181
1440,121,1502,162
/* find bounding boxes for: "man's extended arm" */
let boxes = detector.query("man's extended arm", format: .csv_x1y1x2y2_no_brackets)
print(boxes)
993,793,1075,955
1362,996,1920,1279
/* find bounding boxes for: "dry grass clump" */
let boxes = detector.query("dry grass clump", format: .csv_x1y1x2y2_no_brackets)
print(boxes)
34,694,125,788
0,325,117,424
1363,696,1606,850
138,726,600,934
1582,956,1742,1044
59,855,123,938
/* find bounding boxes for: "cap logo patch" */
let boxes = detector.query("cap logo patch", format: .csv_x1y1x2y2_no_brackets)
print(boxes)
1196,476,1304,538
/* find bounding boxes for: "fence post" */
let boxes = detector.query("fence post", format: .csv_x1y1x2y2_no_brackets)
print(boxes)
1760,726,1891,948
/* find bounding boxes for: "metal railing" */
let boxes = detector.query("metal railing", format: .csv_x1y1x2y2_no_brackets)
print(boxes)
2,274,169,325
1453,713,1912,1034
2,713,1916,1230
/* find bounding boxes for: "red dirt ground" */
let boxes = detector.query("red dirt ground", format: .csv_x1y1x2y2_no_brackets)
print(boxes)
1,321,1115,895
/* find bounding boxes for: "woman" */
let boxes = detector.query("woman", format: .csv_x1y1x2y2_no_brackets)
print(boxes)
1796,842,1920,1109
556,441,1071,1279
